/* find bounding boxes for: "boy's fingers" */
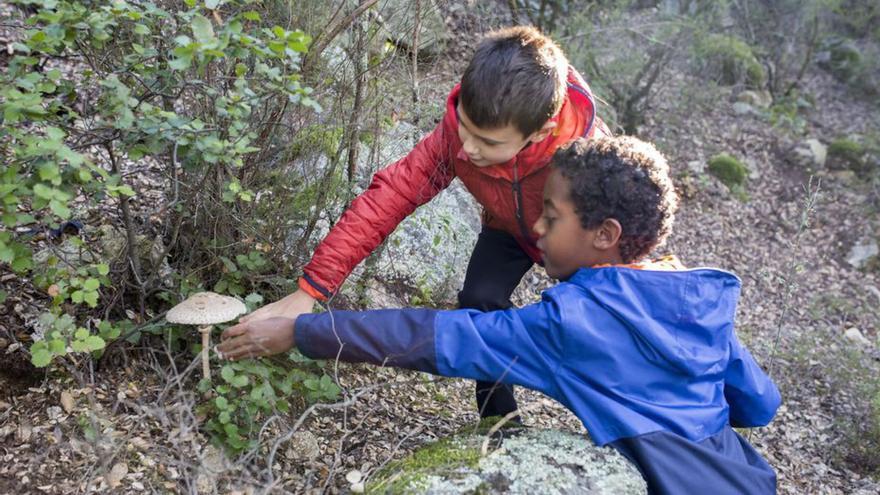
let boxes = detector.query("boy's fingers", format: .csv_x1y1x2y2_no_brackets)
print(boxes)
224,343,259,361
221,322,248,340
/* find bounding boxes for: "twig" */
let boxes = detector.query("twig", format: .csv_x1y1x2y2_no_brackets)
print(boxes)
303,0,380,76
480,409,523,456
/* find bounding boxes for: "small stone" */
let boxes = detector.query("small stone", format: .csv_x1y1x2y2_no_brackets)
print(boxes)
346,470,363,484
792,139,828,170
687,160,705,174
286,431,320,461
844,327,872,347
867,285,880,305
351,482,365,493
732,102,755,115
60,391,75,413
737,89,773,108
846,238,878,269
106,463,128,489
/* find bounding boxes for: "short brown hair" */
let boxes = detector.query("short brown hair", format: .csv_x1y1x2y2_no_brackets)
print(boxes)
460,26,568,137
553,136,678,263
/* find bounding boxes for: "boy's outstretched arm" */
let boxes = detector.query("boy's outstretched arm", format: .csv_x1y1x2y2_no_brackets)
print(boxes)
291,304,563,395
724,333,782,428
220,124,454,358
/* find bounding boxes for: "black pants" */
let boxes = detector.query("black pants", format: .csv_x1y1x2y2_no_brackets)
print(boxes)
458,227,534,419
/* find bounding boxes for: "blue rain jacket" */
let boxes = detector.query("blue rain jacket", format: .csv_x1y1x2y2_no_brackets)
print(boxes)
296,265,781,494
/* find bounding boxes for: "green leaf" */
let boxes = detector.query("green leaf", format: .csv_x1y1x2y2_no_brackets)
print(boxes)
31,348,52,367
169,56,191,71
221,365,235,383
215,396,229,410
32,183,53,199
133,23,150,35
71,290,84,303
49,199,71,219
96,263,110,276
83,278,100,291
191,15,215,44
75,328,89,340
242,11,260,21
116,185,136,197
0,245,13,263
230,375,248,388
83,291,99,307
71,339,89,352
48,339,66,354
84,335,105,351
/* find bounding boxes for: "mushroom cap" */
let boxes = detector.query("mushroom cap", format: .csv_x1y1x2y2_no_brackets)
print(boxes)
165,292,248,325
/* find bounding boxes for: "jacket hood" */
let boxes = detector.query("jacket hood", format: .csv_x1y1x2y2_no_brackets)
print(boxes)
566,266,742,377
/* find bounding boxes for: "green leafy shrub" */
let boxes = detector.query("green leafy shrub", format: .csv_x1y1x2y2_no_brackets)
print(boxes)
818,38,864,82
1,0,319,370
198,351,340,453
692,33,766,88
708,153,748,189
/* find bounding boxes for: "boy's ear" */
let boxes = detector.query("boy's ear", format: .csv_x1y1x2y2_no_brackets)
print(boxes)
527,120,558,143
594,218,622,250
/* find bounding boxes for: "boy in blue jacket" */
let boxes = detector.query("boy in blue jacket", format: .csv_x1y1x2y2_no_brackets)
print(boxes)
218,136,781,494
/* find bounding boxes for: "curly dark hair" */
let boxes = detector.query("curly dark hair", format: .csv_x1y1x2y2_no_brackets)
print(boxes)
553,136,678,263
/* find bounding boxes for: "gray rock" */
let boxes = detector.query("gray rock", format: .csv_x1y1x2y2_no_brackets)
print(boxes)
370,427,646,494
792,139,827,170
286,431,321,462
737,90,773,108
732,102,755,116
846,237,878,269
686,160,705,175
844,327,872,347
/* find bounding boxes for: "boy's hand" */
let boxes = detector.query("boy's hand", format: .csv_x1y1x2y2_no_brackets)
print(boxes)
217,317,296,360
240,288,317,323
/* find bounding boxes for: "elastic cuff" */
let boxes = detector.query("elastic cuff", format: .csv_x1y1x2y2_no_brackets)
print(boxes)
298,277,329,302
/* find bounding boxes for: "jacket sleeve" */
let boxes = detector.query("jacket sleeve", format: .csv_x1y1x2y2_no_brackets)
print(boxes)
300,123,455,299
295,303,562,395
724,333,782,427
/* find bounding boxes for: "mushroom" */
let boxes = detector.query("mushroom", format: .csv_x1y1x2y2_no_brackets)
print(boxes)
165,292,247,380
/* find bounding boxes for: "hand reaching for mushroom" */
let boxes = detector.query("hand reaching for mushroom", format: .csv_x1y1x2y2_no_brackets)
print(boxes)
238,288,317,324
217,317,297,360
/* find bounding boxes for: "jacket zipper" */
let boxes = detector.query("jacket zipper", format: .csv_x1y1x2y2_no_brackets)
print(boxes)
511,162,533,240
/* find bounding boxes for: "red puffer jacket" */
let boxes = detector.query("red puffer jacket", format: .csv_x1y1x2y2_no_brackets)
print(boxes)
299,68,610,300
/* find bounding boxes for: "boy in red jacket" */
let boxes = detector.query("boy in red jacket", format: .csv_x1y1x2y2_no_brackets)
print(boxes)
222,26,609,419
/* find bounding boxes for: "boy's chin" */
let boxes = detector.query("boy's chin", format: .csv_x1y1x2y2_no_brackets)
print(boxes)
545,266,576,281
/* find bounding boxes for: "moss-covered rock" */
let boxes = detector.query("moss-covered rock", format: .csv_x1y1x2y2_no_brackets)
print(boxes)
827,138,867,174
368,426,646,494
693,34,765,88
708,153,748,189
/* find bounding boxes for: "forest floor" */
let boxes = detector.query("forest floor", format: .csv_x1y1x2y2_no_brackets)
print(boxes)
3,2,880,494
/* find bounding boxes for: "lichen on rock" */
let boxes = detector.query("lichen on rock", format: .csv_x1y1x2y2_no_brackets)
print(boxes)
368,427,646,494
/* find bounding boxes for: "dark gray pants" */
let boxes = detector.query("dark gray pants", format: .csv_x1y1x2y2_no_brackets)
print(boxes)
458,227,534,419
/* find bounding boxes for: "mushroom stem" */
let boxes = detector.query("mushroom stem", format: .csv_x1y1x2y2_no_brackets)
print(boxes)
199,325,213,380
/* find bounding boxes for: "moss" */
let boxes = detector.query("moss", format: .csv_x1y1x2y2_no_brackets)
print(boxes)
693,34,765,88
708,153,748,189
367,436,482,494
286,124,344,160
828,138,866,173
